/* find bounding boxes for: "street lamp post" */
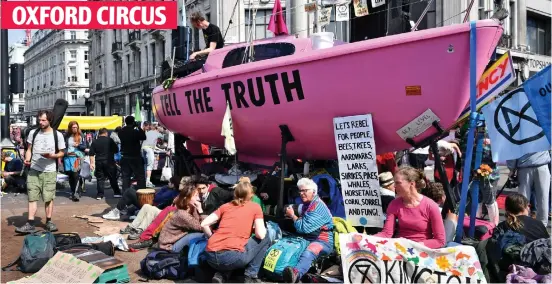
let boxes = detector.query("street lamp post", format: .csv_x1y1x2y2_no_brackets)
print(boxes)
83,93,92,116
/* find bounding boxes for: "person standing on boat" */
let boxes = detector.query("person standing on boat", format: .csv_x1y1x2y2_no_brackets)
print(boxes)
189,12,225,60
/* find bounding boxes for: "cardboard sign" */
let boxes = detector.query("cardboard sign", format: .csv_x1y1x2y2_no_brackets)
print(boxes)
318,7,333,27
353,0,369,17
396,109,440,140
456,51,516,124
8,252,105,284
334,114,383,227
305,2,317,12
340,234,487,284
336,4,350,21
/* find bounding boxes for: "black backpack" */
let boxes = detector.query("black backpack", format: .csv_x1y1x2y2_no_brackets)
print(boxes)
140,250,188,280
2,231,56,273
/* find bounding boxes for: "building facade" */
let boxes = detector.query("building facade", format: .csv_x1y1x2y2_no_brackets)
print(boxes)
23,30,90,121
88,29,172,118
8,43,28,121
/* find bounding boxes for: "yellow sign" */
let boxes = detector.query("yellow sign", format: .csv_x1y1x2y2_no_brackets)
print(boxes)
263,249,282,272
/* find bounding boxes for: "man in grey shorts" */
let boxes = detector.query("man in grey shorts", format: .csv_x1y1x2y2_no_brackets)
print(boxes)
16,110,66,234
142,122,163,188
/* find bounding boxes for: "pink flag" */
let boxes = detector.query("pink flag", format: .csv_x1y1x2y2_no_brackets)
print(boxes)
267,0,289,36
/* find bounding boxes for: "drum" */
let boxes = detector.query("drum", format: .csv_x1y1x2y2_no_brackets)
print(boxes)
137,189,156,207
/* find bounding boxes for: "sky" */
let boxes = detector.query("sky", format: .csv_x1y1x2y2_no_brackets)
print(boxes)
9,30,27,45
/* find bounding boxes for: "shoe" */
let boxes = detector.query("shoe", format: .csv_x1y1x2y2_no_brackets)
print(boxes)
102,208,120,220
120,225,133,234
146,182,155,188
129,239,154,250
45,221,58,232
128,228,143,240
15,222,36,234
72,194,80,202
113,193,122,198
283,267,299,283
212,272,227,283
96,195,104,200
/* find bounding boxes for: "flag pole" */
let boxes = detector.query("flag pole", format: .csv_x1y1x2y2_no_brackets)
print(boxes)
454,21,478,243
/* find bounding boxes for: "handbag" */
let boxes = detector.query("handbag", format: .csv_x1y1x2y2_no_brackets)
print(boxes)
160,158,173,182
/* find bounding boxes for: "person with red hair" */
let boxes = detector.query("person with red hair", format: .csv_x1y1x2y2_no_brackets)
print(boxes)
64,121,87,201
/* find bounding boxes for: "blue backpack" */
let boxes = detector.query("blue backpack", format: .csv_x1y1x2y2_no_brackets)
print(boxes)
312,174,346,218
262,237,309,280
140,250,187,280
188,236,207,267
267,221,283,244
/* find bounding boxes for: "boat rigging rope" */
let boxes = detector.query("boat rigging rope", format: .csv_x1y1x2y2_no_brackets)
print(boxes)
223,0,240,40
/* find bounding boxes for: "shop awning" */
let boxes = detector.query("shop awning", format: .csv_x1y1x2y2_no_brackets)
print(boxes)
59,116,123,130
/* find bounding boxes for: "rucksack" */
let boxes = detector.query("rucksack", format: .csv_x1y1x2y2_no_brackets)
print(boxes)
266,221,283,244
311,174,346,218
262,237,310,280
54,233,82,250
30,128,61,172
187,236,207,267
333,217,357,255
2,231,56,273
140,250,187,280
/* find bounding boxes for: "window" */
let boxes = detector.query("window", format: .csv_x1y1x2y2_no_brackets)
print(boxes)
70,90,78,101
222,43,296,68
18,105,24,113
85,89,89,93
84,30,89,38
60,52,65,62
70,50,77,60
85,68,89,79
527,15,551,56
70,31,76,40
245,9,286,39
84,50,89,61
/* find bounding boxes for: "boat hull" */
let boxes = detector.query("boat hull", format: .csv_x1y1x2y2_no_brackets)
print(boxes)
154,20,503,165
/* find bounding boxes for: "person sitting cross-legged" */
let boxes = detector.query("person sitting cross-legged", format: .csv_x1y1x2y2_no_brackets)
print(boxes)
282,178,334,283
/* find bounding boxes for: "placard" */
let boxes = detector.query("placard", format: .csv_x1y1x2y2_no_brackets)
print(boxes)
353,0,369,17
8,252,105,284
318,7,333,27
396,109,440,140
336,4,350,21
333,114,383,227
305,2,317,12
340,233,487,283
371,0,386,8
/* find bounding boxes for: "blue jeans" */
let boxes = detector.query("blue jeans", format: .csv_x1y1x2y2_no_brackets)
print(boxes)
204,236,270,278
172,232,204,253
296,241,333,278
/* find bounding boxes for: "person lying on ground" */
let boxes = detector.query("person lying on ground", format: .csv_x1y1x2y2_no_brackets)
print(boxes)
158,182,208,252
282,178,334,283
201,181,269,283
2,151,24,194
120,175,183,240
103,174,182,221
128,177,193,250
422,182,457,244
375,166,446,249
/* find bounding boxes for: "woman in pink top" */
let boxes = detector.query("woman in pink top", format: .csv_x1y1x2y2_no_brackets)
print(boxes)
375,166,446,249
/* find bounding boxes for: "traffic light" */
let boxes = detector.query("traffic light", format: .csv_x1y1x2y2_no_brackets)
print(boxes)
142,88,152,110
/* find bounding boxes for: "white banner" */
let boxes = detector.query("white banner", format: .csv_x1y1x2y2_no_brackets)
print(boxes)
482,87,550,162
340,234,487,284
336,4,350,21
333,114,383,227
221,102,237,155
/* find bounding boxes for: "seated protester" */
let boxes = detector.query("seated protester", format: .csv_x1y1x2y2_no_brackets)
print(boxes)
201,181,269,283
158,182,207,253
2,151,24,193
283,178,334,284
234,176,265,212
120,175,183,240
422,182,457,243
198,175,234,216
378,172,396,214
486,193,550,282
375,166,446,249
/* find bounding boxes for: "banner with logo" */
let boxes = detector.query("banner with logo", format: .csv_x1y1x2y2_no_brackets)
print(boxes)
523,65,551,143
482,87,551,162
340,234,487,284
456,52,516,125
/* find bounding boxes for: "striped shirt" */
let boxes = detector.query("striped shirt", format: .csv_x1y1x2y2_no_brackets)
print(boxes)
295,195,334,244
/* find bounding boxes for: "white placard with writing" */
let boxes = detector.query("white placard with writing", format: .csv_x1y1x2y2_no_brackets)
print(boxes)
334,114,383,227
336,4,350,21
319,7,333,27
396,109,440,140
371,0,386,8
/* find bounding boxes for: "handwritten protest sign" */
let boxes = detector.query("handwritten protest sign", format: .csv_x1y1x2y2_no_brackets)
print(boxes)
8,252,104,284
334,114,383,227
339,233,487,283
